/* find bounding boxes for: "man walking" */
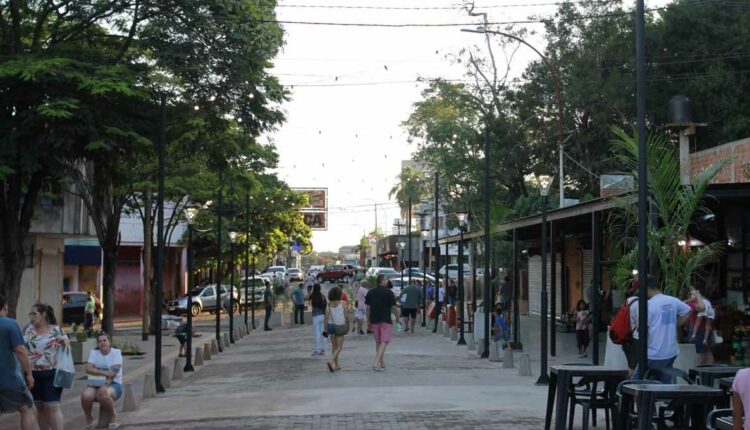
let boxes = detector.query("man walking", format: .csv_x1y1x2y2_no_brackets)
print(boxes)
366,274,399,371
293,283,306,325
399,281,422,333
631,275,692,382
0,295,39,430
84,291,96,335
264,282,275,331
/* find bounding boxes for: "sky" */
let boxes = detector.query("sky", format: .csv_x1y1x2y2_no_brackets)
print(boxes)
264,0,666,253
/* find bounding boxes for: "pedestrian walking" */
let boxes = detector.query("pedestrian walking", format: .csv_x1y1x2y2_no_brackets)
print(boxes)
366,274,399,372
620,281,641,377
324,286,349,372
81,331,123,429
355,281,369,335
310,284,327,356
23,303,70,430
399,281,422,333
631,275,692,382
574,299,590,358
84,291,97,335
685,286,715,365
264,282,275,331
0,295,39,430
731,368,750,430
293,283,306,325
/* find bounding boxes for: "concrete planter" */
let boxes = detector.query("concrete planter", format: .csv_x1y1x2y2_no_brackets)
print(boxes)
674,343,696,374
70,339,96,364
268,312,283,328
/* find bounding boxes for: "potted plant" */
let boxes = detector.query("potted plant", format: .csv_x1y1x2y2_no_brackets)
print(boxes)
69,328,95,364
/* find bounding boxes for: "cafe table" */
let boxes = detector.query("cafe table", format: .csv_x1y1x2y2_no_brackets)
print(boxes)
718,376,734,391
619,383,724,430
544,364,628,430
689,367,742,387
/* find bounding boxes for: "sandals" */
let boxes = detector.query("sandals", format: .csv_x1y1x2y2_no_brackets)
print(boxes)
326,362,335,373
85,424,95,430
109,423,122,429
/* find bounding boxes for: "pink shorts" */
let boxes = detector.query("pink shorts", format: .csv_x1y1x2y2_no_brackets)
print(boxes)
370,323,393,343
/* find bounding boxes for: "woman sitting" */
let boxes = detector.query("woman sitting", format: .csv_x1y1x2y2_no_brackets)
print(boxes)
80,332,123,429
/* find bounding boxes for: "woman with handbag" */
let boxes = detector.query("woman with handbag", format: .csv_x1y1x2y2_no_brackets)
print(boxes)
324,286,349,372
23,303,70,430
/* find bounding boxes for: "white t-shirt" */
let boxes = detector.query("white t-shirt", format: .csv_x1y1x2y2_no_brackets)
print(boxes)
697,298,715,320
629,293,691,360
627,296,639,338
87,348,123,384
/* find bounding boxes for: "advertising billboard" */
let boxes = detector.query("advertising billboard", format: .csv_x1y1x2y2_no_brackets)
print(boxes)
292,188,328,231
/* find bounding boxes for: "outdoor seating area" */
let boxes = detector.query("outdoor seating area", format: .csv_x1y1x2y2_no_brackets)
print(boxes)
544,363,744,430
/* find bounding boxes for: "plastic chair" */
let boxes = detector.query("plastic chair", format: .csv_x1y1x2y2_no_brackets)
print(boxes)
706,408,732,430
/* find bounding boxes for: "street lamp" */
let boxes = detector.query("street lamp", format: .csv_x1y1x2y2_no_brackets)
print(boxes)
398,241,406,287
250,243,259,329
228,231,238,344
456,211,468,346
243,194,250,333
420,224,430,327
536,174,554,385
182,205,199,372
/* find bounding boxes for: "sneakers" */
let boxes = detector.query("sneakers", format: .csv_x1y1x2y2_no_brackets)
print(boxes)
358,330,365,335
372,366,385,372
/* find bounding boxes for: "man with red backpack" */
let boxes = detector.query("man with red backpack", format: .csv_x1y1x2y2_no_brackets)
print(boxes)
614,281,640,376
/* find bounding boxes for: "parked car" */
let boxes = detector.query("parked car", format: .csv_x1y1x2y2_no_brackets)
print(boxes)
287,268,304,281
223,277,268,311
439,264,472,279
374,267,399,278
62,292,102,325
315,264,355,283
266,265,287,277
168,284,240,317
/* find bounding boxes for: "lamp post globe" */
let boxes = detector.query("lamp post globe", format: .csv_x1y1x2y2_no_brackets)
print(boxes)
182,205,199,372
535,174,554,385
456,211,468,346
398,241,406,286
420,227,429,327
228,231,238,343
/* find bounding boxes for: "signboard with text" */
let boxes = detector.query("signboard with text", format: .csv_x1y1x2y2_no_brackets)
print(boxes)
293,188,328,231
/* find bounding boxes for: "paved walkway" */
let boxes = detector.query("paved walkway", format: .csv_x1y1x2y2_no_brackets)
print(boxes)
0,313,609,430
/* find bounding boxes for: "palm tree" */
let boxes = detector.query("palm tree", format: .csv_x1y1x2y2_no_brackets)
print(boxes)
609,127,727,298
389,165,428,219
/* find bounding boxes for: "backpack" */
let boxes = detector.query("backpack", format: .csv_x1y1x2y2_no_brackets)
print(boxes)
609,298,637,345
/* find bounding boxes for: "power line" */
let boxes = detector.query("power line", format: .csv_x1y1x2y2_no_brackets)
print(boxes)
274,1,604,10
250,7,669,28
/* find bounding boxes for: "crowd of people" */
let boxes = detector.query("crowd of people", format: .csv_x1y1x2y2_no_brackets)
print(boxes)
0,295,123,430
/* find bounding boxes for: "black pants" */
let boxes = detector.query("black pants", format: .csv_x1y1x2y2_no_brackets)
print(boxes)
84,312,94,332
294,304,305,324
264,305,273,329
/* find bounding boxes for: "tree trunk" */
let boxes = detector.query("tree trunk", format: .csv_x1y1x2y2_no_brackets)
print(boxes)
0,172,44,317
141,191,153,340
101,244,118,334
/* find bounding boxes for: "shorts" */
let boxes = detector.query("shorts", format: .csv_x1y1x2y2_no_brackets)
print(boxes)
31,369,63,404
0,388,34,413
176,334,187,345
355,309,366,321
621,339,640,370
401,308,417,319
370,323,393,343
109,382,123,401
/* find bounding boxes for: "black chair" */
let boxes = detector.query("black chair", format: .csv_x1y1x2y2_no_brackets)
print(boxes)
563,363,619,430
706,408,733,430
644,367,692,384
616,379,662,429
696,364,729,368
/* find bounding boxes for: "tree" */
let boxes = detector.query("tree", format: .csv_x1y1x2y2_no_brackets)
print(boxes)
609,127,726,298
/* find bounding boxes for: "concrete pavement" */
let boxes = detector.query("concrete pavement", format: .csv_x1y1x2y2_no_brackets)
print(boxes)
115,315,609,429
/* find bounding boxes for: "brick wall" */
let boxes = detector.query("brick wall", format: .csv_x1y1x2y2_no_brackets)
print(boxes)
691,137,750,184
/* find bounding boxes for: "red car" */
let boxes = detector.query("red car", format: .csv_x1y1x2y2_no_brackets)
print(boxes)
315,264,356,283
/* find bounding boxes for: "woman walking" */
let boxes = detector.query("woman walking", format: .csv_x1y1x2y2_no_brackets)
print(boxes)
574,300,590,358
24,303,70,430
355,281,369,335
310,284,327,356
324,286,349,372
81,332,123,429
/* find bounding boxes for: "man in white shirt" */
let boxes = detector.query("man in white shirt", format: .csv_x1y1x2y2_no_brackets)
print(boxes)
630,275,692,382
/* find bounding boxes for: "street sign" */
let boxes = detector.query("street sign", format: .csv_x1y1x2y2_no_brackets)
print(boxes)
292,188,328,231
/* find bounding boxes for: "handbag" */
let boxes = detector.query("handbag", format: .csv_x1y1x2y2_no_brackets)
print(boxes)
53,346,75,389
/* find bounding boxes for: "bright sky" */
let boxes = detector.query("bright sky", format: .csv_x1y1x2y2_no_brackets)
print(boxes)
266,0,666,253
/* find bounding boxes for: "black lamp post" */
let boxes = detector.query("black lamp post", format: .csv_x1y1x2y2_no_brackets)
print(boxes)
420,226,429,327
228,231,238,343
250,243,259,329
215,170,224,353
456,211,468,346
182,205,198,372
243,194,250,332
398,241,406,287
535,174,554,385
432,171,441,333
